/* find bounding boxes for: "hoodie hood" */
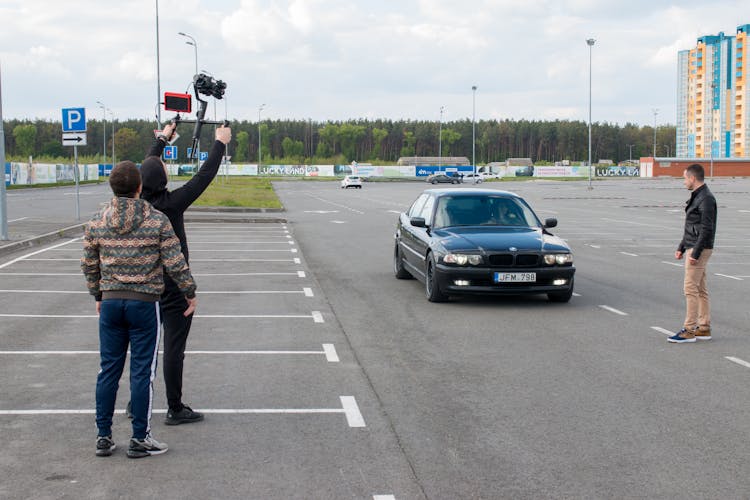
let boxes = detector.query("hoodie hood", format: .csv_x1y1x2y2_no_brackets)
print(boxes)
103,197,150,235
140,156,168,201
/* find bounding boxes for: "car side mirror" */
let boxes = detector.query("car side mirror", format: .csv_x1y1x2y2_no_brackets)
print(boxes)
544,218,558,228
410,217,428,228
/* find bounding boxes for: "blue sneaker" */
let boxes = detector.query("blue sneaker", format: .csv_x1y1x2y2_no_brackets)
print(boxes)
668,328,697,343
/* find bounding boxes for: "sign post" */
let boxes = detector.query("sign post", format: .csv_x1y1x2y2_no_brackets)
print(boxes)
62,107,87,220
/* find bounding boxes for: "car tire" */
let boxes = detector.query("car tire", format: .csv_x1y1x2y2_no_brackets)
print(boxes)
451,179,459,184
547,277,574,303
425,255,448,302
394,243,413,279
431,180,438,184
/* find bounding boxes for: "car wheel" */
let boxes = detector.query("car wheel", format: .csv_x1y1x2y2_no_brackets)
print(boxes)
451,179,459,184
394,243,413,279
425,255,448,302
431,180,438,184
547,277,574,303
358,185,362,189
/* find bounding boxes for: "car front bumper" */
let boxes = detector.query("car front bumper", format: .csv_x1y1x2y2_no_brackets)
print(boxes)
434,264,575,295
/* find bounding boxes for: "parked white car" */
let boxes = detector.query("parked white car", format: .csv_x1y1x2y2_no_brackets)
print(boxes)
341,175,363,189
463,173,486,183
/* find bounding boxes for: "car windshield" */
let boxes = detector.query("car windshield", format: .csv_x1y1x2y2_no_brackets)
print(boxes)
433,195,540,228
349,177,359,180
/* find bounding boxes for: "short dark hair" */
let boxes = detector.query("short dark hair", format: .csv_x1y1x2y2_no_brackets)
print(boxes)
109,161,141,197
685,163,705,182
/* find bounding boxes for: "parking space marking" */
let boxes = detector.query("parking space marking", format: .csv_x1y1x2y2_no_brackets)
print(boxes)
303,287,314,297
0,313,325,321
8,217,28,223
725,356,750,369
0,238,81,270
650,326,673,336
661,261,683,267
572,292,582,297
323,344,340,362
298,271,306,278
586,244,601,249
340,396,366,427
305,194,365,215
373,496,396,500
0,396,365,427
193,272,304,277
0,344,340,362
620,252,639,257
715,273,743,281
0,290,87,294
0,273,81,276
294,258,301,264
188,249,299,253
191,258,299,263
598,305,628,316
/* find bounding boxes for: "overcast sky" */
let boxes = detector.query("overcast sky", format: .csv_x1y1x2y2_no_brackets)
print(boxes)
0,0,746,126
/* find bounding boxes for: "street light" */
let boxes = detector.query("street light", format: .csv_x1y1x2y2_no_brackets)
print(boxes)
472,86,477,182
652,108,659,158
108,109,115,166
438,106,444,169
258,104,266,169
627,144,634,163
155,0,161,126
587,38,595,190
96,101,107,167
178,32,198,75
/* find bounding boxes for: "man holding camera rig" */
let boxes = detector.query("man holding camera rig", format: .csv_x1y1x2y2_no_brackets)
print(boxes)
136,122,231,425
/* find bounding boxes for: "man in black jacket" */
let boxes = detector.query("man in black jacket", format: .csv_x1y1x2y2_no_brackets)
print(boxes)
669,163,717,344
138,123,231,423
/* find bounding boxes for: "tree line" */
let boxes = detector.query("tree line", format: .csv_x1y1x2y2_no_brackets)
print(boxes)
3,117,676,165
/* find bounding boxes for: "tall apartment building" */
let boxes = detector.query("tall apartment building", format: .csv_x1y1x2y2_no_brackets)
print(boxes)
676,24,750,158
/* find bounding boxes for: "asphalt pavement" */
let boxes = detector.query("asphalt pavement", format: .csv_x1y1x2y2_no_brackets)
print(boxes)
2,177,750,499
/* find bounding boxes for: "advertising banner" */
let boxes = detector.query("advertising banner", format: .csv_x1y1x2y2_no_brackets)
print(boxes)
595,166,640,177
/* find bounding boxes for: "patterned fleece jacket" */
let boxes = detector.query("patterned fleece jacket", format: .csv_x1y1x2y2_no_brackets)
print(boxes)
81,197,196,301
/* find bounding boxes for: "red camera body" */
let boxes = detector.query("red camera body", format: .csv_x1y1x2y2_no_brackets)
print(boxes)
164,92,192,113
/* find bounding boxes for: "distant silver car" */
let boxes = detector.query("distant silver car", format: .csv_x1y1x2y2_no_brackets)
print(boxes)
341,175,363,189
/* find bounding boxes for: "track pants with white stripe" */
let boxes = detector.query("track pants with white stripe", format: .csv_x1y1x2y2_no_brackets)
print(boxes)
96,299,161,440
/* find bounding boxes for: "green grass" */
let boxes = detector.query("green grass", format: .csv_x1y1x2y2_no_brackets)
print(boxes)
7,179,102,189
192,177,283,208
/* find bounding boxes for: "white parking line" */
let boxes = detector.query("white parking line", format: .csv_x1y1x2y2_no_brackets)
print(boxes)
598,305,628,316
0,238,81,270
0,290,87,294
619,252,639,257
572,292,582,297
193,272,303,277
0,396,366,427
661,261,683,267
715,273,743,281
0,273,81,276
8,217,28,222
0,344,340,362
725,356,750,369
294,258,301,264
650,326,673,336
303,287,314,297
0,313,325,321
198,290,313,295
297,271,306,278
189,249,299,253
373,495,396,500
586,244,601,249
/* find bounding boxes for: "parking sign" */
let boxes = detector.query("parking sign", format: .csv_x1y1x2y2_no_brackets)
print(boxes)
62,107,86,132
163,146,177,160
200,151,208,161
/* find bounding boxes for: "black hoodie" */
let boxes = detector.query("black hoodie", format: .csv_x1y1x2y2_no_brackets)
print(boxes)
140,138,226,262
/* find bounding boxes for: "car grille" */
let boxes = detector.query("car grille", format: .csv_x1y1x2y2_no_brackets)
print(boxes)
488,253,540,267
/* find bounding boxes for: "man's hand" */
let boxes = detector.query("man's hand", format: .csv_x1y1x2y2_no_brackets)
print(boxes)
687,250,699,265
96,301,101,314
184,296,197,317
216,125,231,145
675,250,683,260
162,122,177,141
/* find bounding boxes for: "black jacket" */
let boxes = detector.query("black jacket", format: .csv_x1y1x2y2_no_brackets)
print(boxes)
677,184,717,259
140,138,226,262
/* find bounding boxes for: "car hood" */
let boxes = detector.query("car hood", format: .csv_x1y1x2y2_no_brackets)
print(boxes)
431,226,570,253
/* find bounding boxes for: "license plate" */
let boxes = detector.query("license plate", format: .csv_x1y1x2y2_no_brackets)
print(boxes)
494,272,536,283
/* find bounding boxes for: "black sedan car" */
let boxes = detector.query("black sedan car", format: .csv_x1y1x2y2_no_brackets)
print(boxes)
394,188,575,302
425,173,461,184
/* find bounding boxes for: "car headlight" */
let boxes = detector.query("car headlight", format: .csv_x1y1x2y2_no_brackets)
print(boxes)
443,253,483,265
544,253,573,265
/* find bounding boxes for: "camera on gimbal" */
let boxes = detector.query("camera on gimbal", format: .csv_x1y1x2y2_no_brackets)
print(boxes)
163,72,228,159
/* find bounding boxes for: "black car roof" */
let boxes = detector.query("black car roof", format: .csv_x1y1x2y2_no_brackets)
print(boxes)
423,188,520,198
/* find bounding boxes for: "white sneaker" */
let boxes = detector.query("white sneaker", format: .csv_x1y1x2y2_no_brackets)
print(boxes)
127,434,168,458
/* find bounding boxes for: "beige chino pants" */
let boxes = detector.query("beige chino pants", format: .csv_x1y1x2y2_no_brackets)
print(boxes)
683,248,712,329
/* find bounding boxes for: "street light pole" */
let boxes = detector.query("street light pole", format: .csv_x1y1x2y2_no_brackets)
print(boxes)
96,101,107,167
155,0,161,126
178,32,198,75
109,109,115,166
0,62,8,240
472,86,477,182
587,38,595,190
258,104,266,169
438,106,444,169
652,108,659,158
627,144,634,163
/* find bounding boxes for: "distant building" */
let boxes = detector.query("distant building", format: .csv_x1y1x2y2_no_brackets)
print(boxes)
676,24,750,158
397,156,470,166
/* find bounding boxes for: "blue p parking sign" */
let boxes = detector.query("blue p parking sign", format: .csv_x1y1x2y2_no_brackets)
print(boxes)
62,107,86,132
200,151,208,161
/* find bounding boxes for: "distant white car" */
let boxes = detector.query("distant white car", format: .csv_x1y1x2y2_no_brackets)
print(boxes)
463,173,485,183
341,175,363,189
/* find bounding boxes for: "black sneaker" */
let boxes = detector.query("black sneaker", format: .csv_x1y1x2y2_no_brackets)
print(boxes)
127,434,168,458
165,405,204,425
96,436,116,457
